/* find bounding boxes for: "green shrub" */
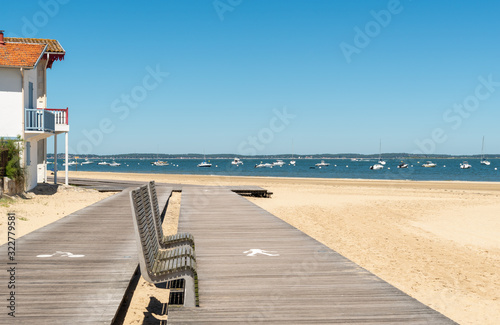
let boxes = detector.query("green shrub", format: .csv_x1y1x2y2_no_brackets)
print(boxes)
0,137,25,189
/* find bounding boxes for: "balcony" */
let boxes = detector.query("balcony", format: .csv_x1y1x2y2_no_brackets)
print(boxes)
25,107,69,134
46,108,69,132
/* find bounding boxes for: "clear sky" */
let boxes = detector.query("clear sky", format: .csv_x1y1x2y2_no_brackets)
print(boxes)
2,0,500,155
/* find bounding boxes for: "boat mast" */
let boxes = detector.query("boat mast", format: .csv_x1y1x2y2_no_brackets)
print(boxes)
379,139,382,161
481,136,485,160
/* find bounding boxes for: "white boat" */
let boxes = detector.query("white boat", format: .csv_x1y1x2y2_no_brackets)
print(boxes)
151,160,169,166
290,138,296,165
397,162,408,168
255,162,273,168
63,161,77,166
460,161,472,169
422,161,437,168
81,159,93,165
480,136,491,165
370,163,384,170
231,158,243,165
272,159,285,167
98,161,110,165
197,161,212,167
198,152,212,167
369,140,385,170
315,160,330,167
109,161,121,167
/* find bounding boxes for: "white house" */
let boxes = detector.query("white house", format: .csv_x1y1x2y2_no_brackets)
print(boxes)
0,30,69,191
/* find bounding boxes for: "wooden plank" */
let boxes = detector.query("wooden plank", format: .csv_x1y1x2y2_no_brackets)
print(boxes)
168,187,457,324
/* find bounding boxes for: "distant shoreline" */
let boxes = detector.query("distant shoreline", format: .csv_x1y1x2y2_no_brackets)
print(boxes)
47,155,500,160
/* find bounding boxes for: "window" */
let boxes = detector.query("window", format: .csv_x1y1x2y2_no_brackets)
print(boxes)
29,82,34,109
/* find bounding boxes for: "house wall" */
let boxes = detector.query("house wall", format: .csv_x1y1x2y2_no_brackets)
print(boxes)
23,67,38,109
0,67,23,138
37,58,47,108
23,67,42,191
1,60,53,191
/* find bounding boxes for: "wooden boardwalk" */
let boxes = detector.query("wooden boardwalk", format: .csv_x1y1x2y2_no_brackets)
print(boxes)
0,189,139,324
1,186,175,324
168,187,456,324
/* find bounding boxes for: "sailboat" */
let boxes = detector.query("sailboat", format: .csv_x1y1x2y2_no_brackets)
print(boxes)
370,139,384,170
378,139,386,165
197,152,212,167
290,138,296,166
480,136,491,165
151,148,169,166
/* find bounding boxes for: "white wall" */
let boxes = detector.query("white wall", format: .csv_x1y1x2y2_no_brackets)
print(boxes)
0,67,23,138
37,58,47,108
23,67,37,109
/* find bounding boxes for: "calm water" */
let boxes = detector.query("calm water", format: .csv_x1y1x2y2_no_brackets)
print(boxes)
49,158,500,182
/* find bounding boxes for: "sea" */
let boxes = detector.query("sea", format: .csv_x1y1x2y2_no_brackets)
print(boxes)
49,158,500,182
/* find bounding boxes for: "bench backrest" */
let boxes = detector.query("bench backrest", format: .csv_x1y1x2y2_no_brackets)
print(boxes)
130,185,160,272
148,181,166,244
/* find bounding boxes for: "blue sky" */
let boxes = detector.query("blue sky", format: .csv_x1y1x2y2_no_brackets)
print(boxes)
2,0,500,155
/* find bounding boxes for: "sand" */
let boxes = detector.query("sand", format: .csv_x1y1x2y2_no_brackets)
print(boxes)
3,171,500,324
0,183,113,246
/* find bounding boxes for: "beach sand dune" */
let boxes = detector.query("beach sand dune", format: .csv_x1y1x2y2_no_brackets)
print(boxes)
4,171,499,324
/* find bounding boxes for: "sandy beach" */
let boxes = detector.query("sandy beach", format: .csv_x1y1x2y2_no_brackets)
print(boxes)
2,171,499,324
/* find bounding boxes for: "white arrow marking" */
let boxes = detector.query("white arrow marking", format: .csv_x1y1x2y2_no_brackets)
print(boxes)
243,249,279,257
37,251,85,258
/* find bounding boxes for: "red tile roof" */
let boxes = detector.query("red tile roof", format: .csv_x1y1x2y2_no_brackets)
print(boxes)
5,37,65,53
0,42,47,68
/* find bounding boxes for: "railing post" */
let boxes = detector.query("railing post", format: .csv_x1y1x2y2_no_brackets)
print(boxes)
40,110,44,132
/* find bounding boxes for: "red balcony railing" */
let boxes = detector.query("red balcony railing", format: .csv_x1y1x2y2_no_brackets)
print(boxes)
44,107,69,125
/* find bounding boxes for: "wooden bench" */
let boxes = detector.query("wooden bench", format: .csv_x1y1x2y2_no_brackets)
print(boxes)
130,184,199,307
148,181,196,249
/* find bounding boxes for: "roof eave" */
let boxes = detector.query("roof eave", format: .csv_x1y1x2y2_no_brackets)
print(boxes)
33,44,49,68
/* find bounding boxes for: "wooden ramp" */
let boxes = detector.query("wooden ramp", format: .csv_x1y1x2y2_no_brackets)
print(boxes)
168,187,456,324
